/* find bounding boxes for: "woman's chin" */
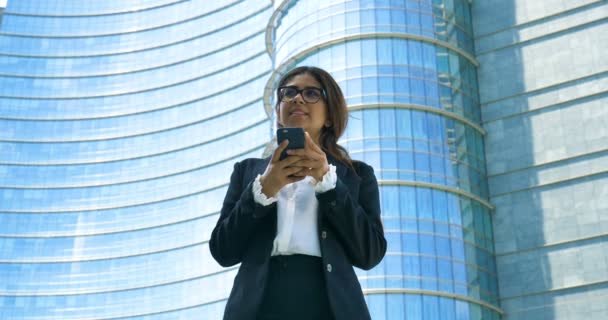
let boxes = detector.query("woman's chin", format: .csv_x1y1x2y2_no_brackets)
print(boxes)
284,119,306,128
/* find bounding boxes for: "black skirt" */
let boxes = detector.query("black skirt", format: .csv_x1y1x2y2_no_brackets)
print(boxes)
256,254,335,320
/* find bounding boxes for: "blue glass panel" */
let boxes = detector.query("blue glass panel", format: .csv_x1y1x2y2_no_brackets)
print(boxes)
399,187,416,218
422,295,440,319
379,108,396,147
363,108,380,137
435,235,452,258
382,185,400,216
439,297,457,320
367,294,386,320
419,234,436,255
386,294,405,320
405,294,423,319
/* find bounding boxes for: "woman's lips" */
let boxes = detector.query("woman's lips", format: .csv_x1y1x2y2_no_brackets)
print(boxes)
290,110,307,116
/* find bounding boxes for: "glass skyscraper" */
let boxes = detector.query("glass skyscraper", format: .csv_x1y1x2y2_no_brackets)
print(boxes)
1,1,606,319
265,0,500,319
0,1,274,319
473,1,607,319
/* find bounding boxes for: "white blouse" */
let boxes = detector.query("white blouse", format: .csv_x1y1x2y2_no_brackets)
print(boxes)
252,165,337,257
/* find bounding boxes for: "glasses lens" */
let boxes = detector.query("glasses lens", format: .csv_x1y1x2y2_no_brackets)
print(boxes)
280,87,298,101
302,88,321,103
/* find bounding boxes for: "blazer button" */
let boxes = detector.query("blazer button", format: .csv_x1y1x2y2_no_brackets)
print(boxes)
330,200,336,207
321,231,327,239
326,264,332,272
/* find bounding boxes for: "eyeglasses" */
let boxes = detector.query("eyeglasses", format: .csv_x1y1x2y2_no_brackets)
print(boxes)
278,86,325,104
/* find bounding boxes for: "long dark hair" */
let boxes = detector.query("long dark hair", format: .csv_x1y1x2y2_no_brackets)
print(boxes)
275,66,353,170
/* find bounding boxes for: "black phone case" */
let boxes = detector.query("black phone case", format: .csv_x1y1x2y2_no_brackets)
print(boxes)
277,128,305,160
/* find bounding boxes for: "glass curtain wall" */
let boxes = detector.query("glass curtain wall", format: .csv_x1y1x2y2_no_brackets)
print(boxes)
0,0,272,319
266,0,501,319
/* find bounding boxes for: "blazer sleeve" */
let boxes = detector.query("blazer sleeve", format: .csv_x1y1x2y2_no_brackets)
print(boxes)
209,161,276,267
317,161,386,270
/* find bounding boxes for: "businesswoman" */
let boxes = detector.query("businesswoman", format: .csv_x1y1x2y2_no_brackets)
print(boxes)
210,66,386,320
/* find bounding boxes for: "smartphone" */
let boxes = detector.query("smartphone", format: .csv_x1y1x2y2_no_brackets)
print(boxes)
277,127,305,160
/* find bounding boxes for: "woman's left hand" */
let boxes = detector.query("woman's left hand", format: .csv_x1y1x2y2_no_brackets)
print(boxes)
286,132,329,182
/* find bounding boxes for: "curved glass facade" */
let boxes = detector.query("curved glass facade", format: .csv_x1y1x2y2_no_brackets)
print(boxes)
1,1,501,319
0,0,273,319
266,0,499,319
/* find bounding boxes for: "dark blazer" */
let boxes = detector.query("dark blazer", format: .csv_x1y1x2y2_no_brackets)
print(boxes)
209,156,387,320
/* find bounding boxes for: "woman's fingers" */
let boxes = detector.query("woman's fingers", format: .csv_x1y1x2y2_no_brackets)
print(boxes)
286,147,322,160
285,133,324,160
268,131,328,183
304,132,324,153
284,165,304,177
290,159,320,169
279,154,304,169
286,175,306,184
272,139,290,163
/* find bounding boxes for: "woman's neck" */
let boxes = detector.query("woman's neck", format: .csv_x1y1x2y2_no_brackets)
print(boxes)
309,131,321,146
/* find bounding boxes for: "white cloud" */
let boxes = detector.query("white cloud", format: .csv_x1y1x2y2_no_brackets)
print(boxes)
0,0,7,8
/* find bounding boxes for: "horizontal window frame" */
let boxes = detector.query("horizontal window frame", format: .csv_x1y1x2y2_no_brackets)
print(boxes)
3,0,188,17
0,72,269,121
0,1,260,39
363,288,504,315
378,179,494,210
0,5,270,58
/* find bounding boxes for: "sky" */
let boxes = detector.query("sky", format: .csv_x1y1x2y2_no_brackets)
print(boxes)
0,0,6,8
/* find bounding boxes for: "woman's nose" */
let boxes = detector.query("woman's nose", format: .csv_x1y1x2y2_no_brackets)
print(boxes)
292,93,305,103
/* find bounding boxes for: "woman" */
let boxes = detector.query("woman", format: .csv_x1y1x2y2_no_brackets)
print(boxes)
209,66,386,320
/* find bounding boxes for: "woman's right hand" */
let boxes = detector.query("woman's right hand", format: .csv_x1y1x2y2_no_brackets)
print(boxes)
259,140,305,197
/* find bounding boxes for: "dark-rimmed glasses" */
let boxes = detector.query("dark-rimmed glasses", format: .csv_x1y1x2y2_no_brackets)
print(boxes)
278,86,325,104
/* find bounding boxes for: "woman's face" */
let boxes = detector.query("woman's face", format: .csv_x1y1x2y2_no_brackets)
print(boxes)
277,73,328,142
